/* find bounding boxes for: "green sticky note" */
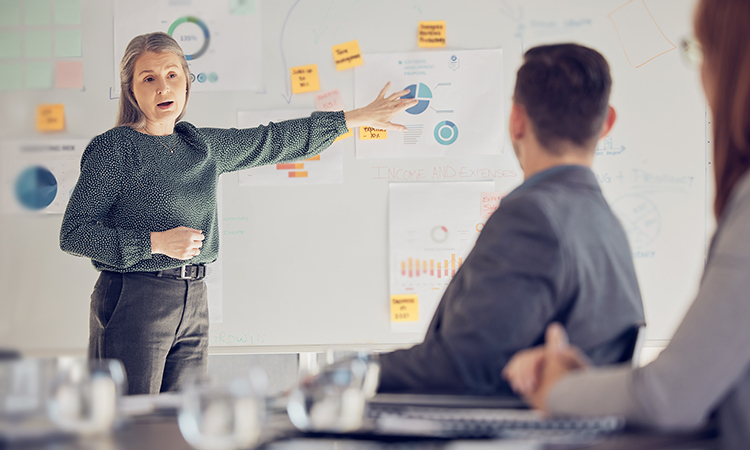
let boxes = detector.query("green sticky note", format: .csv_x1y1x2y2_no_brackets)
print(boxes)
25,30,52,58
0,0,22,26
229,0,256,15
24,0,51,25
0,32,22,58
25,61,53,89
54,0,80,25
0,63,23,91
54,29,81,57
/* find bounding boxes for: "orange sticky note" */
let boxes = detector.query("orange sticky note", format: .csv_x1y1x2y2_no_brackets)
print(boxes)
36,104,65,132
418,21,446,47
391,295,419,322
335,128,354,142
291,64,320,94
331,39,363,70
359,126,387,140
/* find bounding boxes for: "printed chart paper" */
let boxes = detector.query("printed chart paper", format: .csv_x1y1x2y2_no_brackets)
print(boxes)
389,181,494,334
237,110,343,186
113,0,261,92
354,49,503,159
1,139,86,214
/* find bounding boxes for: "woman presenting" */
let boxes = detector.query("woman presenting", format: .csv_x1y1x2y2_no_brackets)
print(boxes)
502,0,750,447
60,31,417,395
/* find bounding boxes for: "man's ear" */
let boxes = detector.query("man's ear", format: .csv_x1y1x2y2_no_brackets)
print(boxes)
509,103,527,142
598,105,617,139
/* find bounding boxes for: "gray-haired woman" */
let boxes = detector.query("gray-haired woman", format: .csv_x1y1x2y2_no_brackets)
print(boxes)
60,32,417,395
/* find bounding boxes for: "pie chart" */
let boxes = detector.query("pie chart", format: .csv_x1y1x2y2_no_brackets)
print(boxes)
15,166,57,210
402,83,432,115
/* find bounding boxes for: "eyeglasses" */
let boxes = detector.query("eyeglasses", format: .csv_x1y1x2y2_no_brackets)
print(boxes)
680,36,703,67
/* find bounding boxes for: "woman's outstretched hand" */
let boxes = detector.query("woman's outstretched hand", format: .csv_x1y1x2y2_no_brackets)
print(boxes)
345,82,419,131
502,323,590,411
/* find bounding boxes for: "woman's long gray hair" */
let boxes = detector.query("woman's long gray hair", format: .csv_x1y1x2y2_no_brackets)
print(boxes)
116,32,191,129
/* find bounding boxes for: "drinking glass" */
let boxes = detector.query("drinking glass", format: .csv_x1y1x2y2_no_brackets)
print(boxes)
287,351,380,432
177,370,266,450
46,358,126,436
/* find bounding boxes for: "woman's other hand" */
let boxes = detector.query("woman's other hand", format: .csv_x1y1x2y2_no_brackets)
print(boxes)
344,82,419,131
502,323,590,411
150,226,205,260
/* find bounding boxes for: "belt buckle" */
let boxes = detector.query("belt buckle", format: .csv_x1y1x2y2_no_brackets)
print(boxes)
179,265,192,280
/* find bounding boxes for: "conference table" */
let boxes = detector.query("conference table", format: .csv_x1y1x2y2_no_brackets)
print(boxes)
3,411,719,450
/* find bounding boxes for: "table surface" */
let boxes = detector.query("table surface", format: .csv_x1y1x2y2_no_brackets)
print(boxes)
2,413,720,450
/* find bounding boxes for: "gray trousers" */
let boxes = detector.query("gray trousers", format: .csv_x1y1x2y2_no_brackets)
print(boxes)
88,271,209,395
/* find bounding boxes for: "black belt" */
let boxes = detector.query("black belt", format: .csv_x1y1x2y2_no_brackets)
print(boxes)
146,264,207,280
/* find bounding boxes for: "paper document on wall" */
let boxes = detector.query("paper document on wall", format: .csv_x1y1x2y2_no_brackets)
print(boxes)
354,49,503,159
389,181,494,334
1,139,86,214
113,0,261,93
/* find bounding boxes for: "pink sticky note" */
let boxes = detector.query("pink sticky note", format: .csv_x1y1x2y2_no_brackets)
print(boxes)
55,60,82,89
314,89,345,111
480,192,506,221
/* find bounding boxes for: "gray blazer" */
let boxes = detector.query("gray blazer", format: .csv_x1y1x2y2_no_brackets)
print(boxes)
379,165,646,395
548,170,750,450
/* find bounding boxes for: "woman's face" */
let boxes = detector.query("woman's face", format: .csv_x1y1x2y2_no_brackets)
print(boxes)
131,51,187,130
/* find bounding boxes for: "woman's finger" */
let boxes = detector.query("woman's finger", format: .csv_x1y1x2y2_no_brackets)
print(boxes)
386,88,413,101
377,82,391,99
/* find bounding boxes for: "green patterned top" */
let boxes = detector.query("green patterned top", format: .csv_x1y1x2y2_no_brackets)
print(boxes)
60,111,347,272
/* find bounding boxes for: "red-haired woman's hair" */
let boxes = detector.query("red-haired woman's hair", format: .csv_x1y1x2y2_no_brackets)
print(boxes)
695,0,750,218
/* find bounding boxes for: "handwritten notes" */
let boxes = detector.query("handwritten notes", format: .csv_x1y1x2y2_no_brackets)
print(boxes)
480,192,505,221
391,294,419,322
359,126,387,140
36,104,64,131
291,64,320,94
418,21,446,47
331,39,363,70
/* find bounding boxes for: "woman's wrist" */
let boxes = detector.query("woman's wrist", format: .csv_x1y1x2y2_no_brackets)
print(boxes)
344,109,365,129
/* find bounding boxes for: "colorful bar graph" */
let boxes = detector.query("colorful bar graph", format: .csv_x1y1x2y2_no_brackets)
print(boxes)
401,261,406,276
288,171,308,178
277,163,304,170
430,259,434,276
437,262,442,278
409,258,413,277
304,155,321,161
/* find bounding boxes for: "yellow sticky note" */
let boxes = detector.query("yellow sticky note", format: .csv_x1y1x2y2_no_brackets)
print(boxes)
359,126,387,140
391,295,419,322
36,104,64,132
291,64,320,94
331,40,363,71
418,21,446,47
335,128,354,142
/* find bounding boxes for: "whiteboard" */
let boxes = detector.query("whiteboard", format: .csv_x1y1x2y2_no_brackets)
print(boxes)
0,0,709,354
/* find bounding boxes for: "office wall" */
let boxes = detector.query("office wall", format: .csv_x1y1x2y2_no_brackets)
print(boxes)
0,0,708,354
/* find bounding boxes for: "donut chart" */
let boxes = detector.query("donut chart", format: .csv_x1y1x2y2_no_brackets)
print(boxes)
434,120,459,145
168,16,210,61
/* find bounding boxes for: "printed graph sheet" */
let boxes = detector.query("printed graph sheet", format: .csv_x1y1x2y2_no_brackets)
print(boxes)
354,49,503,159
1,139,86,215
114,0,261,93
389,181,495,334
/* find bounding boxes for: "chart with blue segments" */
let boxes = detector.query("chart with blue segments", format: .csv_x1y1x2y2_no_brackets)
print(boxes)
354,49,504,159
15,166,57,210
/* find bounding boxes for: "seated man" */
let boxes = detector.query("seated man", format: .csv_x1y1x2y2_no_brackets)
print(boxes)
377,43,645,395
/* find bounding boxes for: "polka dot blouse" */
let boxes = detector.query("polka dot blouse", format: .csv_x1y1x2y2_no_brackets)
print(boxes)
60,111,347,273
